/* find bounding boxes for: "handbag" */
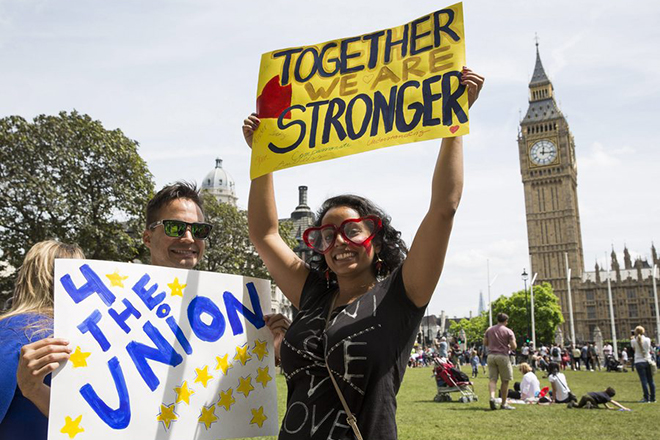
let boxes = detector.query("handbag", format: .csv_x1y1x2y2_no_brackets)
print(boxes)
324,293,364,440
650,358,658,375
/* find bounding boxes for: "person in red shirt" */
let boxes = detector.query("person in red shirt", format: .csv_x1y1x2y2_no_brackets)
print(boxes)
484,313,517,410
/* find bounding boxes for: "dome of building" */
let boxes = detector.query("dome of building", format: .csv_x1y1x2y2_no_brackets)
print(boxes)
201,158,238,206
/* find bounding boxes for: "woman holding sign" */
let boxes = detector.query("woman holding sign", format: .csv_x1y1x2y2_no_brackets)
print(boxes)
244,67,483,439
0,240,84,439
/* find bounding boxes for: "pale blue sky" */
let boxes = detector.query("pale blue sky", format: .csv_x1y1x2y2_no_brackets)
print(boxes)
1,0,658,318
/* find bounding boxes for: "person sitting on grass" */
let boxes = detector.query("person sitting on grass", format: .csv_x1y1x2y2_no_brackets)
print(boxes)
568,387,630,410
507,363,540,401
547,362,575,404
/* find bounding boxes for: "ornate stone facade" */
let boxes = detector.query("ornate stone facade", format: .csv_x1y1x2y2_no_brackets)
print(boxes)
201,158,238,206
518,44,659,342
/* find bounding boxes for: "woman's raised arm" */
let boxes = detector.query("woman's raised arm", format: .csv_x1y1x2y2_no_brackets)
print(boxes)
402,68,484,308
244,114,310,308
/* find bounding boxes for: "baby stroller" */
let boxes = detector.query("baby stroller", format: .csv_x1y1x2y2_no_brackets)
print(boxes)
605,354,625,372
433,358,478,403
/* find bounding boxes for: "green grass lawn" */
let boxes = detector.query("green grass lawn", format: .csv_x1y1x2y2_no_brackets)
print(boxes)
243,365,658,439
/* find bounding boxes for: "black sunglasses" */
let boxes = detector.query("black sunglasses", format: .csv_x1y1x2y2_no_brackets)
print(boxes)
148,219,213,240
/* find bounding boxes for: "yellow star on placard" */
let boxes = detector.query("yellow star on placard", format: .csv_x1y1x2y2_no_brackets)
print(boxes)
194,365,213,388
217,388,236,411
69,346,91,368
252,339,268,361
237,375,254,398
60,414,84,438
215,353,233,375
174,381,195,405
250,406,267,428
105,270,128,288
198,404,218,430
156,403,178,430
167,277,187,297
234,344,252,366
255,366,272,388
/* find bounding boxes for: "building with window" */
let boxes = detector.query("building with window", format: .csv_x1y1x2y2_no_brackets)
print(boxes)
272,186,316,320
201,158,238,206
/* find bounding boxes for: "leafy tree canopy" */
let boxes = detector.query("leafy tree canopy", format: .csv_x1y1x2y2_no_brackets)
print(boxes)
448,314,488,346
0,111,154,301
449,282,564,347
491,282,564,346
198,193,298,279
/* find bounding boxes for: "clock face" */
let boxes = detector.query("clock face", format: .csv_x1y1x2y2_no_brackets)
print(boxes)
530,140,558,166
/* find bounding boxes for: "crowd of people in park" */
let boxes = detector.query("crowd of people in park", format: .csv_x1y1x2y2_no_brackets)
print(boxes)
415,312,658,411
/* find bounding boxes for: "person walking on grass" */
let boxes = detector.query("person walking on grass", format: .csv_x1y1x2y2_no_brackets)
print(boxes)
484,313,517,410
471,350,480,378
588,343,600,371
572,345,581,370
581,344,590,371
438,336,448,359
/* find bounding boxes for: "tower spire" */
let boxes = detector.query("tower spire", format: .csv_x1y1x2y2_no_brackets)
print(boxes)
530,39,550,87
623,244,632,270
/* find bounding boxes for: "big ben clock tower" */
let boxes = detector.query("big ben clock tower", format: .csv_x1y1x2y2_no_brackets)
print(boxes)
518,43,586,341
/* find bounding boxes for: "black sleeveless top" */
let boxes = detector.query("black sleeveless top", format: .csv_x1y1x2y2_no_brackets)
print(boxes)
279,267,425,439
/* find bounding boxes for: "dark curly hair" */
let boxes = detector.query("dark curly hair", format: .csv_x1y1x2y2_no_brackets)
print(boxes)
307,194,407,281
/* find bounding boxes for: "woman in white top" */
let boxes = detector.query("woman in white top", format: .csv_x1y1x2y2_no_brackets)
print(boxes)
548,362,574,404
518,363,540,400
632,326,656,403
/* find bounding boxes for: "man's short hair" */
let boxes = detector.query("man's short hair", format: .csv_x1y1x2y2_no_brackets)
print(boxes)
146,181,204,227
605,387,616,397
496,313,508,323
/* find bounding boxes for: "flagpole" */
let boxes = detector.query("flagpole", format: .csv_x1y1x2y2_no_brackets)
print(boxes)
606,253,618,360
530,273,538,350
487,260,498,327
652,264,659,343
565,253,576,344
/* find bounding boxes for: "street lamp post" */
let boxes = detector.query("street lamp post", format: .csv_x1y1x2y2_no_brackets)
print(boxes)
653,264,660,343
530,273,538,349
487,259,498,328
522,269,530,344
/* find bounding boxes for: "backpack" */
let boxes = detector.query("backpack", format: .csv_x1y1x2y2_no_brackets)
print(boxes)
551,347,560,357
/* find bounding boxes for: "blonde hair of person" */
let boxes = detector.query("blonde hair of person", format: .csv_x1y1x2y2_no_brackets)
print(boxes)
634,326,645,352
519,362,532,375
0,240,84,325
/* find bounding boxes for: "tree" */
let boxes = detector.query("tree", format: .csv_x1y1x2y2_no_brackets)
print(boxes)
448,282,563,348
491,282,564,346
449,314,488,346
197,193,298,279
0,111,154,302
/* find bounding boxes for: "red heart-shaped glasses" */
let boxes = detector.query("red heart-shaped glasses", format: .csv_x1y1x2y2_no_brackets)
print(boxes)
303,216,382,254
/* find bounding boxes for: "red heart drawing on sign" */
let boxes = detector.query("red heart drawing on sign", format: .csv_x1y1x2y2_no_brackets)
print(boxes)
257,75,292,119
450,125,460,133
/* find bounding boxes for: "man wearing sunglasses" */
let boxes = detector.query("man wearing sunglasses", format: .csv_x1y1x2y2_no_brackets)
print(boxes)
143,181,211,269
142,181,289,360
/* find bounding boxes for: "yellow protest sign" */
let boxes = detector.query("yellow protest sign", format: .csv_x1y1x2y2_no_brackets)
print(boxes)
251,2,467,179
